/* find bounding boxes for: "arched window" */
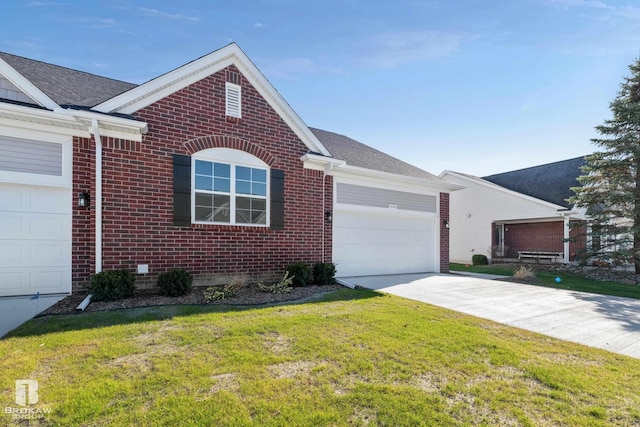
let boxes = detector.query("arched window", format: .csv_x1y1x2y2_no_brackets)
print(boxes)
192,148,269,226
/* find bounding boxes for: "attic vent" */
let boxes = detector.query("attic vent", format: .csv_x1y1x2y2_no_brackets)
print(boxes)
225,82,241,118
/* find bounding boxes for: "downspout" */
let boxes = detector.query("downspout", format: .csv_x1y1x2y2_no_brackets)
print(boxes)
91,119,103,273
322,163,335,263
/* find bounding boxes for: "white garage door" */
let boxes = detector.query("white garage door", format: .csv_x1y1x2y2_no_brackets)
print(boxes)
333,210,436,277
0,135,71,297
0,184,71,296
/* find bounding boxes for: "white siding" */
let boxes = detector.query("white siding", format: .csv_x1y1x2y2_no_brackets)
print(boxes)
0,75,34,104
337,183,436,212
0,136,63,176
443,173,567,264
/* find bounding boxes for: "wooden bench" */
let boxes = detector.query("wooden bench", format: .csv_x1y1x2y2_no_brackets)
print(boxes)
518,251,564,262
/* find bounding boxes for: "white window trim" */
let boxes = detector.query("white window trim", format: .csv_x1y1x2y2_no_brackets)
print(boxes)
225,82,242,118
191,148,269,227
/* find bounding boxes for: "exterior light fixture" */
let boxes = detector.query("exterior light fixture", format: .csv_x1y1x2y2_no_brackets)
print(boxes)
325,210,333,223
78,191,91,208
443,220,450,229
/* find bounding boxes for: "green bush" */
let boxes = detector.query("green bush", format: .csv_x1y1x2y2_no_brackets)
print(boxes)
258,271,294,294
157,269,193,297
472,254,489,266
313,262,336,285
204,283,237,302
86,269,136,301
286,262,311,287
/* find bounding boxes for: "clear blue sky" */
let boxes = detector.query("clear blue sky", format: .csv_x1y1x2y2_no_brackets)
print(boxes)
2,1,639,176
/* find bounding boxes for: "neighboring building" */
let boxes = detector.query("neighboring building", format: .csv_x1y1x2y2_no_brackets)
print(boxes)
441,157,588,264
0,43,460,298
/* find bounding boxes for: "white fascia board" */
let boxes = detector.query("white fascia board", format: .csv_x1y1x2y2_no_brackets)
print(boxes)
54,107,148,141
334,164,464,193
0,102,90,137
0,57,59,110
93,43,330,156
441,170,569,211
300,153,346,171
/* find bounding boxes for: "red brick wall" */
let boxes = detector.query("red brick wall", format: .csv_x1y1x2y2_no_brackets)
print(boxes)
72,65,333,291
439,192,450,272
502,220,586,261
504,222,562,258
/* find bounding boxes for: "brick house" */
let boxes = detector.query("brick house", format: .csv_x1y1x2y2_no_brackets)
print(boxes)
0,43,461,297
441,157,588,264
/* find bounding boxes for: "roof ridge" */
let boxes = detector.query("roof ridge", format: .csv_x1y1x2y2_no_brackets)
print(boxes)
483,155,588,178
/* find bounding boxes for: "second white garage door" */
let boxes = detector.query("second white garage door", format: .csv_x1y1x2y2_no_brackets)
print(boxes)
333,209,436,277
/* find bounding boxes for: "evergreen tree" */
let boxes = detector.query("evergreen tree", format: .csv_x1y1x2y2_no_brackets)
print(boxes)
569,57,640,273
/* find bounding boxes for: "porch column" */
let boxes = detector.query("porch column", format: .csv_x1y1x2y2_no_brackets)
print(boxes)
563,215,570,264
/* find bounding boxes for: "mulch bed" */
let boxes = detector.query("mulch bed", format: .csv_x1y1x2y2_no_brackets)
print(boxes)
38,284,343,317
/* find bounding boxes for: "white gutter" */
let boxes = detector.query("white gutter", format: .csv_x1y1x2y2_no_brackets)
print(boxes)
92,119,103,273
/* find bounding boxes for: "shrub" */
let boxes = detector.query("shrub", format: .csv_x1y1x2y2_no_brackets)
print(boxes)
472,254,489,266
157,269,193,297
313,262,336,285
513,266,536,281
258,271,294,294
86,269,136,301
286,262,311,287
204,283,237,302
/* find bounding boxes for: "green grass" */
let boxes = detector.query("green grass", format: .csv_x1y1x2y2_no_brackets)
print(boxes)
2,289,640,426
450,263,640,300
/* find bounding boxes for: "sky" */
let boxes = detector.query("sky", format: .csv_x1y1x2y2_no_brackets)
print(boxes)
2,0,640,177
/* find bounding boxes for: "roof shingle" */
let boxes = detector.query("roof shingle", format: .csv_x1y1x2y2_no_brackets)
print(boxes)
0,52,137,107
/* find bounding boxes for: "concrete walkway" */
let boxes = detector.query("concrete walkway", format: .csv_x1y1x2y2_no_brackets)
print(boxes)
338,273,640,359
0,294,65,338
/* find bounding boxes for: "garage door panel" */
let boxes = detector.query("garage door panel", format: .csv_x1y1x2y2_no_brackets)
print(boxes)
0,241,70,268
0,183,69,213
0,212,70,240
334,243,432,260
0,268,70,297
334,229,432,246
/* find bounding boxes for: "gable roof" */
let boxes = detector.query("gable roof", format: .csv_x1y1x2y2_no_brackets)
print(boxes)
0,44,450,184
310,128,443,181
0,51,137,107
482,156,586,208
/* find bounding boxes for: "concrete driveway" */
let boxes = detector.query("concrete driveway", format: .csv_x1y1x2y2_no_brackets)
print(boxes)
338,273,640,359
0,294,65,338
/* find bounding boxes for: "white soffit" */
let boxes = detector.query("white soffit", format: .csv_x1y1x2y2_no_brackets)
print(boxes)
93,43,330,157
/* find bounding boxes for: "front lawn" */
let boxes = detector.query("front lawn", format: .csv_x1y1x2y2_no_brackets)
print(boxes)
450,263,640,300
2,289,640,426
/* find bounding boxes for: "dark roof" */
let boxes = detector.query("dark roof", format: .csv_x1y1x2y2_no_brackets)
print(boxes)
0,51,137,107
0,51,443,181
483,156,587,208
310,128,442,181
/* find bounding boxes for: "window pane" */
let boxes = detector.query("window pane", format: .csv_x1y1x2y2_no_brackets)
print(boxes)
214,163,230,178
236,166,251,180
213,195,230,222
236,180,251,195
252,183,267,197
195,160,212,176
252,210,266,224
195,193,213,207
214,177,230,192
253,169,267,183
195,206,213,221
236,210,251,224
195,175,212,191
252,198,266,211
237,197,251,209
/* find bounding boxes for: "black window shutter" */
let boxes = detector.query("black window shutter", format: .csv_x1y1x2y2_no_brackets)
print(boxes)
173,154,191,227
271,169,285,230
